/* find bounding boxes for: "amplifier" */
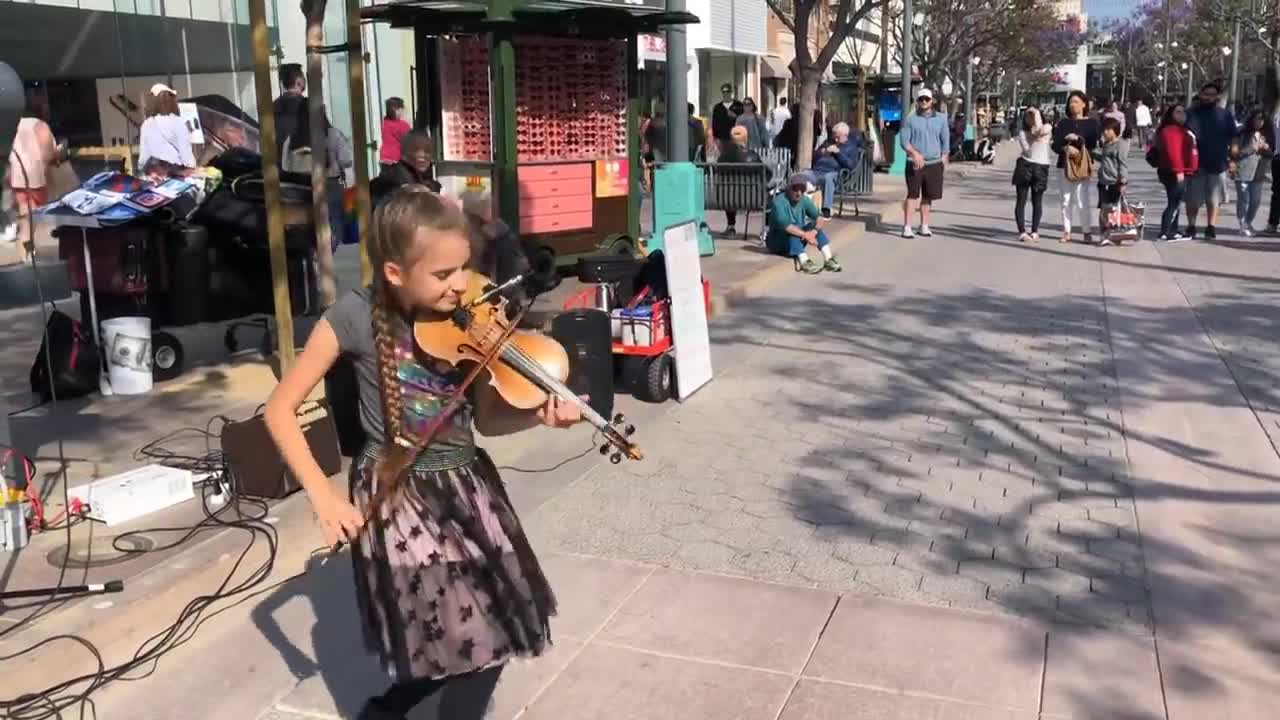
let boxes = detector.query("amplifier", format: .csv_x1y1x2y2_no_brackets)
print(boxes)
221,400,342,499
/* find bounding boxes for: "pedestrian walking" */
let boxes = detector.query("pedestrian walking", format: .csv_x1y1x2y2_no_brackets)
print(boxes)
1153,102,1199,242
734,97,770,150
4,93,60,263
1134,98,1153,147
1229,110,1271,237
769,96,791,148
1092,116,1129,246
1265,106,1280,234
263,187,582,720
1051,91,1100,243
1012,107,1051,243
898,88,949,238
1184,82,1235,239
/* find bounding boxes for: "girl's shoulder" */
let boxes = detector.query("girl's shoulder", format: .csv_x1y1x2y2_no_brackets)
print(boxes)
324,287,377,354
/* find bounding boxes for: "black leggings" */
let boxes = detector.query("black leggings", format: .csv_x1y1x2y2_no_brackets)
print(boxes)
359,666,503,719
1014,184,1045,234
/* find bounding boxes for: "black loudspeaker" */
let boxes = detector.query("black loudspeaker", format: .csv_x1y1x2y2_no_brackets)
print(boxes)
550,309,615,421
169,224,210,326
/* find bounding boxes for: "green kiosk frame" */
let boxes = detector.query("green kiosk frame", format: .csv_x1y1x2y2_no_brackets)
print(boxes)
363,0,698,272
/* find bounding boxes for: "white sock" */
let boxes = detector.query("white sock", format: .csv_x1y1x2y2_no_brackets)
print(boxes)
820,245,834,261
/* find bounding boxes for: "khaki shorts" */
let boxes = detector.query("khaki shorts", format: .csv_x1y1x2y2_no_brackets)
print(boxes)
1185,171,1227,208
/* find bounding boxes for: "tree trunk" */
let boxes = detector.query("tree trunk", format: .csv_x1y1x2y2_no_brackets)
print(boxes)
795,70,822,171
304,0,338,310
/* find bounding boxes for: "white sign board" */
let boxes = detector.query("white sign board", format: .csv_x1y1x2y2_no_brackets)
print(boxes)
661,220,713,400
178,102,205,145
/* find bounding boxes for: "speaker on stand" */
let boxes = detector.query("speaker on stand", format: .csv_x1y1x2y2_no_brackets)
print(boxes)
550,309,615,421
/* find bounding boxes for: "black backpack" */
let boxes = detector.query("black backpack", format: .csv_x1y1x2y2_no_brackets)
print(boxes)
30,308,100,402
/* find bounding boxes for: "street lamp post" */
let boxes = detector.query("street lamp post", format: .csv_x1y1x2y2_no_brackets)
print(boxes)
1230,19,1242,107
893,0,912,176
1184,62,1193,106
965,55,978,141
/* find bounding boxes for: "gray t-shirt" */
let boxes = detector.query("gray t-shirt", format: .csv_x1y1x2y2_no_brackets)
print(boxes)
324,288,474,450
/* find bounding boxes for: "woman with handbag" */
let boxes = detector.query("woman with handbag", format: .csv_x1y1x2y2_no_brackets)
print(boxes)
1051,91,1100,243
1013,107,1052,242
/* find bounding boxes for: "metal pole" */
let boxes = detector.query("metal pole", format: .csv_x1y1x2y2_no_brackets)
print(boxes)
1162,0,1170,100
666,0,689,162
1187,64,1194,106
1230,17,1242,108
900,0,912,128
965,55,975,142
346,0,373,286
488,0,520,237
248,0,296,370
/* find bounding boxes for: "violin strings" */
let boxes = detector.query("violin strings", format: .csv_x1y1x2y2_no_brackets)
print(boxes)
496,341,618,436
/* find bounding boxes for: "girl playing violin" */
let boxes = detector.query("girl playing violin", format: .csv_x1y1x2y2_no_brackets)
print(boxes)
264,186,582,720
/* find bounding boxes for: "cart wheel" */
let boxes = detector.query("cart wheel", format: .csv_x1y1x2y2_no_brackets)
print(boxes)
152,332,185,382
224,327,239,353
604,235,638,257
635,354,674,403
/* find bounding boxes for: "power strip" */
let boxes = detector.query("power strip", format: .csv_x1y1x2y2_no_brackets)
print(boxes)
68,465,195,526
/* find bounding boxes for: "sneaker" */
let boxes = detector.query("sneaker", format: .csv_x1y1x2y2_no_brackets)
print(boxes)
1185,225,1197,239
795,256,823,274
901,226,915,238
1030,232,1041,243
919,225,934,237
1017,232,1031,243
1099,236,1115,246
821,208,833,219
1205,225,1217,240
823,257,843,272
1166,233,1190,243
1267,225,1278,235
724,225,736,236
1242,226,1254,238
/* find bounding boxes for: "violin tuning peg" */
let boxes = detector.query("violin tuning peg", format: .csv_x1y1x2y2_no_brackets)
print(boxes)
624,424,637,436
610,453,622,464
613,413,625,425
599,445,611,456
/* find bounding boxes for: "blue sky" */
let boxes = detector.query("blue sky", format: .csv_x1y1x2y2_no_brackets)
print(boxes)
1085,0,1140,22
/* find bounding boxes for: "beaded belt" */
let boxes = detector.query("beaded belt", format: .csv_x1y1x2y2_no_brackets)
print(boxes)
361,442,476,472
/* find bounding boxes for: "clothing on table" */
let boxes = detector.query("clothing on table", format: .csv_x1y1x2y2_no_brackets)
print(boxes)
765,192,821,257
734,112,769,150
1092,138,1129,186
380,117,411,165
899,111,950,164
1050,117,1100,170
1060,176,1094,236
323,288,556,684
1236,180,1264,231
1158,172,1186,237
905,161,944,202
1186,103,1236,174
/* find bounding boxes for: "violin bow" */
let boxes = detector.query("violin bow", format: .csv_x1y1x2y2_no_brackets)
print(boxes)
328,304,528,557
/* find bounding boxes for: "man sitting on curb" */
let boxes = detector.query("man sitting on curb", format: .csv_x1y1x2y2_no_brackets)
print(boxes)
765,172,842,274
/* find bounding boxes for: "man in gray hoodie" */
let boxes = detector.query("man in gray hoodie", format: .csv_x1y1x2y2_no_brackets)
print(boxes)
1092,116,1129,245
898,88,950,238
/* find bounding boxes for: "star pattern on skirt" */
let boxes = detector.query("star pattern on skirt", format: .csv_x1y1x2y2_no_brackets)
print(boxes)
427,550,442,566
458,638,475,661
409,524,424,539
491,644,510,662
407,576,422,595
395,538,409,553
459,604,474,623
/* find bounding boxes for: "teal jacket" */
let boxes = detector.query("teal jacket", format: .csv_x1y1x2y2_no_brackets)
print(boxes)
767,192,821,250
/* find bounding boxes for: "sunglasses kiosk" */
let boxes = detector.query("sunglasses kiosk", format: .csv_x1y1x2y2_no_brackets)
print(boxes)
364,0,698,272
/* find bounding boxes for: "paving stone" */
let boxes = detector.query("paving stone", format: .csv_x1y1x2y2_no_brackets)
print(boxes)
1024,567,1091,597
958,558,1025,588
855,564,925,595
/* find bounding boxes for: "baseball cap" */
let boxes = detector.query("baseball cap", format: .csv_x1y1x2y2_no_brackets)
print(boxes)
917,88,934,101
150,83,177,97
788,171,815,189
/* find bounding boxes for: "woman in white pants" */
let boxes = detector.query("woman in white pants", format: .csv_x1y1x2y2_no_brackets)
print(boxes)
1050,91,1101,243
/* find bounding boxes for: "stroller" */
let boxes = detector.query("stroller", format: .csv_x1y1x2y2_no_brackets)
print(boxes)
1102,194,1145,245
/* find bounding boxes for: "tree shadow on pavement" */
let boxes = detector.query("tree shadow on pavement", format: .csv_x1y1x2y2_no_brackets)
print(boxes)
251,554,498,720
702,278,1280,700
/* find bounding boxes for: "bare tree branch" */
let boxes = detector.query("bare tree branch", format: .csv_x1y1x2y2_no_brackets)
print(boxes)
764,0,797,35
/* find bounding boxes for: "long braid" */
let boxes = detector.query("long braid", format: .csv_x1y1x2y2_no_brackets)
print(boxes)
363,185,469,527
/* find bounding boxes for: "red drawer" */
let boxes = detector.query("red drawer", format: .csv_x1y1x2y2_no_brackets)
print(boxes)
518,163,593,182
519,177,592,199
520,211,594,235
520,195,593,217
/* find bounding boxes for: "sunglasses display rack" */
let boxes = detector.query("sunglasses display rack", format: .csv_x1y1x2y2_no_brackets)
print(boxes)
438,35,628,164
514,36,628,162
440,36,493,162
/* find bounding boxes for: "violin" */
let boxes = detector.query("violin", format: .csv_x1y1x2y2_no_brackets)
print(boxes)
414,272,643,464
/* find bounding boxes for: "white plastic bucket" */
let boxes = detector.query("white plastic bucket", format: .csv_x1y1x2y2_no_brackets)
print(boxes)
101,317,153,395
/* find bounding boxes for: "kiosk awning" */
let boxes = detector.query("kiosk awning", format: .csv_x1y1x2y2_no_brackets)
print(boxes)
364,0,699,36
760,55,791,79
